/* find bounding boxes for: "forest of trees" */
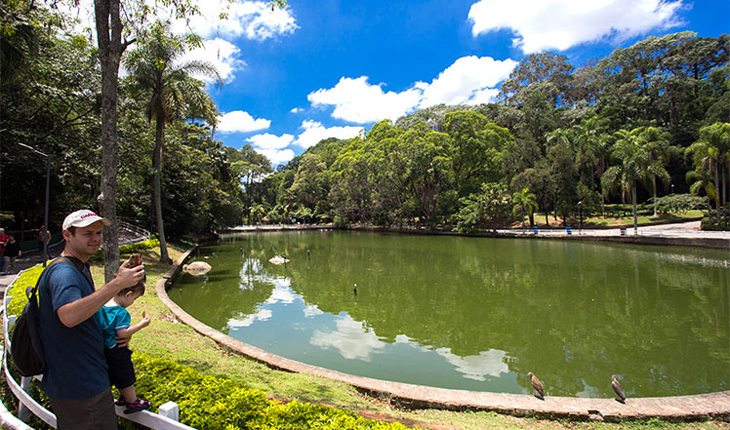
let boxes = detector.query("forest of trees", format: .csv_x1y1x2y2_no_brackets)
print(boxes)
251,32,730,231
1,0,729,254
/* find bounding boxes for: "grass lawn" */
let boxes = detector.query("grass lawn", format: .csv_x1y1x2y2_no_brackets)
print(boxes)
17,244,725,430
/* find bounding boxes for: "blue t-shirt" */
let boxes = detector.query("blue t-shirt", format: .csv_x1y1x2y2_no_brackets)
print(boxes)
97,305,130,349
38,262,110,400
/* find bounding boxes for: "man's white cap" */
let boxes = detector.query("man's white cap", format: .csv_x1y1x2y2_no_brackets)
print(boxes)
62,209,110,231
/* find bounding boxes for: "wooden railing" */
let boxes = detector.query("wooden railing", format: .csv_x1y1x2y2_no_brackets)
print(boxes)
2,270,195,430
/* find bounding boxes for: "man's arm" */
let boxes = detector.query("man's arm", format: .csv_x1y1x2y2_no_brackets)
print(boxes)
56,265,145,328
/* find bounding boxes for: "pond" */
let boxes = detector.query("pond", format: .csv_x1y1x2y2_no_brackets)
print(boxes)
169,231,730,398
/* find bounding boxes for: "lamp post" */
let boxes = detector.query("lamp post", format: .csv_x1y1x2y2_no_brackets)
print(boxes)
15,142,51,266
671,183,674,195
577,200,583,235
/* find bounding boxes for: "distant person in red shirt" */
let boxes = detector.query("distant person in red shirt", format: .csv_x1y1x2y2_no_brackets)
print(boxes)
4,236,21,273
0,228,9,273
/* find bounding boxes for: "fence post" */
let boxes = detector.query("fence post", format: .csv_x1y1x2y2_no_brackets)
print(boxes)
17,377,31,421
158,402,179,421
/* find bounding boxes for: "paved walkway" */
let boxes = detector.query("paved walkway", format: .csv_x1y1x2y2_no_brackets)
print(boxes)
499,220,730,240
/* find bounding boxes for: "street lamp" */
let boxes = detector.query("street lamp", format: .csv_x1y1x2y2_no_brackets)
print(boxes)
14,142,51,266
577,200,583,235
671,183,675,195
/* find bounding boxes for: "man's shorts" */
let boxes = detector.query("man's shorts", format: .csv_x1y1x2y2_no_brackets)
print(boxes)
50,389,117,430
104,346,136,389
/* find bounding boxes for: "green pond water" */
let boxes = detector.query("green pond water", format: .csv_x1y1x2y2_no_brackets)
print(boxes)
170,231,730,398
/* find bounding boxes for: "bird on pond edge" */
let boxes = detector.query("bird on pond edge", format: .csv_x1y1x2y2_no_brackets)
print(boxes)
353,283,358,296
611,375,626,403
527,372,545,400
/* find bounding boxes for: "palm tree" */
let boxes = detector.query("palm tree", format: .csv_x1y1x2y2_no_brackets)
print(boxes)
601,128,670,233
572,116,611,214
686,122,730,221
512,187,539,229
124,22,221,263
635,126,675,216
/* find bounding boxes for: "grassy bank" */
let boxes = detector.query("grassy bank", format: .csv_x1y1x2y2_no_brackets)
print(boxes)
5,246,729,429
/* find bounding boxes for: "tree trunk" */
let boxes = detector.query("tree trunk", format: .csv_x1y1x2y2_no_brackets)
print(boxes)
632,181,638,234
652,175,657,217
153,119,172,264
95,0,123,282
714,159,721,222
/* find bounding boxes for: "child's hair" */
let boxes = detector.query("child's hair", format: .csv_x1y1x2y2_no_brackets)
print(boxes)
118,282,145,297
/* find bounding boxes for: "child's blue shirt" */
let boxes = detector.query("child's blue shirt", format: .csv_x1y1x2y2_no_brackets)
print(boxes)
97,305,131,349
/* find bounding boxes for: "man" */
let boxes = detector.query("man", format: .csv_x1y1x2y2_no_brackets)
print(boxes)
38,209,145,429
0,228,9,273
37,225,51,261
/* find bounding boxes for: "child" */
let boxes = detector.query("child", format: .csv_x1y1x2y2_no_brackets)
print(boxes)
97,269,151,413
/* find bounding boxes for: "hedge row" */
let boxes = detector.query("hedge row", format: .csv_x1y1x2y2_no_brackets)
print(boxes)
132,353,409,430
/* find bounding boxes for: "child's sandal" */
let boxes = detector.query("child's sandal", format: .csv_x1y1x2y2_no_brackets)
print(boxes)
123,398,151,414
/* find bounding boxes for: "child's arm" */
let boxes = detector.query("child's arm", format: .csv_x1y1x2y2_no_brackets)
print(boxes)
115,311,151,346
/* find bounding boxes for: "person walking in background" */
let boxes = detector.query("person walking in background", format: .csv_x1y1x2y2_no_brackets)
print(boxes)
37,209,145,429
4,236,21,273
37,225,51,260
0,228,9,273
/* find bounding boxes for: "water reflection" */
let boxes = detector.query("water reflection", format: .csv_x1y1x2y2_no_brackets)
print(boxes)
172,232,730,396
311,315,386,361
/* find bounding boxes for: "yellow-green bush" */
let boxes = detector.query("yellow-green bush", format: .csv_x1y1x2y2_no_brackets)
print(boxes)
132,353,410,430
6,264,43,316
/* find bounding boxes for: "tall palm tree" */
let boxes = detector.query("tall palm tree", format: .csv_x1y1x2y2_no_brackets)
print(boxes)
124,22,221,263
512,187,539,228
635,126,675,216
601,128,670,233
572,115,611,215
686,122,730,221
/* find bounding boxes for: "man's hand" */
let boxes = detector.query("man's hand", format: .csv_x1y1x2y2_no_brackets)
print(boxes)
114,263,145,291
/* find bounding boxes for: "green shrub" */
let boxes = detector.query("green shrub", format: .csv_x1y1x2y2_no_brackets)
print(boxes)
132,353,409,429
6,264,43,316
88,238,161,263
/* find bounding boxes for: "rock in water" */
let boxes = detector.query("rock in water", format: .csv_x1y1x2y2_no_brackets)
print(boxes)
183,261,212,276
268,255,290,265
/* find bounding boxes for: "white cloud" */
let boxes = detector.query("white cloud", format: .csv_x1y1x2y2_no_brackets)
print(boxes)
419,56,517,107
308,77,422,124
245,133,296,165
293,120,363,149
218,111,271,133
171,0,298,41
246,133,295,149
290,107,305,114
181,38,243,83
307,56,517,123
468,0,684,53
256,148,296,165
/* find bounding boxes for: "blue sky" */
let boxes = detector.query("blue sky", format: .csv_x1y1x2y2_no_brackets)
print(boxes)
68,0,730,164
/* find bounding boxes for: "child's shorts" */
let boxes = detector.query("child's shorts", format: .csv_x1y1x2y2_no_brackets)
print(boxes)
104,346,136,389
